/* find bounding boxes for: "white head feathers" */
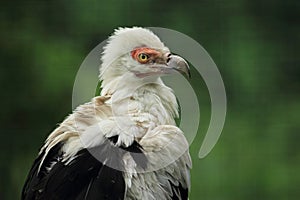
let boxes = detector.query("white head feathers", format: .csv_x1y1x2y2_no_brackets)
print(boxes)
100,27,169,82
101,27,167,70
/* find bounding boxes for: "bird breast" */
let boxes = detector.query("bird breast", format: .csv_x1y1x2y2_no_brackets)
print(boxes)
110,88,176,131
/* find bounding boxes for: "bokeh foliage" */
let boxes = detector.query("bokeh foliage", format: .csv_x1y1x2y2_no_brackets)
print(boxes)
0,0,299,199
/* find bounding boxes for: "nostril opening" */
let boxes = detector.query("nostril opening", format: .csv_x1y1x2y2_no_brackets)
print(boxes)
166,57,171,63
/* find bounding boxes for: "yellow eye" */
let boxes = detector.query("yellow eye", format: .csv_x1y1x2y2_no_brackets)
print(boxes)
137,53,149,63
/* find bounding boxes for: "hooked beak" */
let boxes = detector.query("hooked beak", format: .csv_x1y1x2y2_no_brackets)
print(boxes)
133,54,191,79
166,55,191,78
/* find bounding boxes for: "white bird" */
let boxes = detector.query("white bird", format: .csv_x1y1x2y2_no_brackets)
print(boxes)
22,27,192,200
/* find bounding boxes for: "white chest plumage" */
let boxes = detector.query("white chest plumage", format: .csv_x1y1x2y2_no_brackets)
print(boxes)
38,83,191,200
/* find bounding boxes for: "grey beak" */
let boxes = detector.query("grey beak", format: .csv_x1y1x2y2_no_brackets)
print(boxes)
167,55,191,78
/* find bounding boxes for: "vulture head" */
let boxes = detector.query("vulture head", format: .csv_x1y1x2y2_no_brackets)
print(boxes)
99,27,190,94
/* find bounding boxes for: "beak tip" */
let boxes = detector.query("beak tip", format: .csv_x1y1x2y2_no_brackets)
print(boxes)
188,70,191,79
168,55,191,79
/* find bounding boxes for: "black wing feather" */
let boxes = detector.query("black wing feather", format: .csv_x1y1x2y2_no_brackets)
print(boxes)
169,181,189,200
22,135,146,200
22,143,64,199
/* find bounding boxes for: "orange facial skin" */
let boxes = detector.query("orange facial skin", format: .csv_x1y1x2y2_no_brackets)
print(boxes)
131,47,166,64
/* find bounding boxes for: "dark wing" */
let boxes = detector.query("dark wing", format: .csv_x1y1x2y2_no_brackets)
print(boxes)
21,136,136,200
169,181,188,200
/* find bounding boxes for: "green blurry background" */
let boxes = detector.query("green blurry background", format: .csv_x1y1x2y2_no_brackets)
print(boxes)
1,0,299,199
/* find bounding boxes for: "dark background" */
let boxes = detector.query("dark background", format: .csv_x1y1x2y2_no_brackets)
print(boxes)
1,0,299,199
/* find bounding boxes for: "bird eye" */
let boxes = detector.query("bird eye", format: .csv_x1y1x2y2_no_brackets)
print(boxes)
137,53,149,63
